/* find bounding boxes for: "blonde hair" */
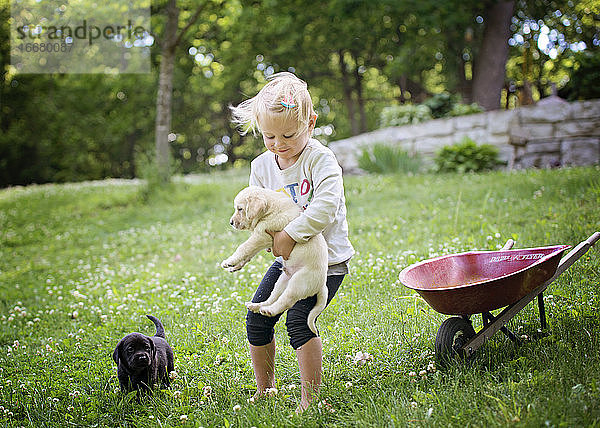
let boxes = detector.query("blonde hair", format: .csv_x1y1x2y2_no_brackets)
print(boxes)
230,72,316,136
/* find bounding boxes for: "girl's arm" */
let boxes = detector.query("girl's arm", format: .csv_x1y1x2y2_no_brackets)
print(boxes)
283,153,343,243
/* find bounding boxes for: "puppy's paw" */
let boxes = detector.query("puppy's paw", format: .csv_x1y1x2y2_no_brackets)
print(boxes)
221,258,240,271
259,306,276,317
222,256,249,272
245,302,261,313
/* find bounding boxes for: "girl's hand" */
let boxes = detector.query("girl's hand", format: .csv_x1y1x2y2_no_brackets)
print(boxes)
266,230,295,260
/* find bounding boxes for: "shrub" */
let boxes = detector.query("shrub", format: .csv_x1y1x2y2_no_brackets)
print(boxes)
379,97,483,129
379,104,433,127
448,102,484,117
358,144,422,174
423,93,455,118
434,138,503,173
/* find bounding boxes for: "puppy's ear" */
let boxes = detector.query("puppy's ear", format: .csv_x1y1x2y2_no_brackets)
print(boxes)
113,339,123,364
148,337,156,358
245,194,267,220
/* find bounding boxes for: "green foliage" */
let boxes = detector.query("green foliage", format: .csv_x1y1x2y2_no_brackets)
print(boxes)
423,93,455,118
379,105,433,127
379,96,483,129
559,51,600,101
448,102,484,116
434,138,504,173
1,0,597,187
423,93,483,118
358,144,422,174
1,168,600,426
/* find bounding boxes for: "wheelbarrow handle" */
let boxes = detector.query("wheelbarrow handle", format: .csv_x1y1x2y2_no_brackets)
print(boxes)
586,231,600,246
501,239,515,250
555,231,600,278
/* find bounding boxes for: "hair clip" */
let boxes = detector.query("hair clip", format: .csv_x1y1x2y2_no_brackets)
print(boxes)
281,95,296,109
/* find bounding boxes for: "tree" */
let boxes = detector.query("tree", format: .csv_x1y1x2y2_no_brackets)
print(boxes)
471,0,516,110
153,0,216,182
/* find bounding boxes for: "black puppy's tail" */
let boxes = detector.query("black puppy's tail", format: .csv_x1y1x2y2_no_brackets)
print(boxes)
146,315,166,338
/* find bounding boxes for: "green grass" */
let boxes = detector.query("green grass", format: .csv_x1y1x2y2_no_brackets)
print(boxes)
1,167,599,427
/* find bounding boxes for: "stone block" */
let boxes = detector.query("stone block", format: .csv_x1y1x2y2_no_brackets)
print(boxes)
454,112,487,130
569,99,600,120
526,140,561,154
419,118,454,137
518,102,570,123
554,119,600,138
457,129,487,144
519,123,555,139
497,145,513,164
487,109,516,134
561,138,600,166
518,153,561,169
485,134,511,146
416,136,455,154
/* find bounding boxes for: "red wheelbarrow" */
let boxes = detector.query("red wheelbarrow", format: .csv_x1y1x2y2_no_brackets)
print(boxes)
398,232,600,362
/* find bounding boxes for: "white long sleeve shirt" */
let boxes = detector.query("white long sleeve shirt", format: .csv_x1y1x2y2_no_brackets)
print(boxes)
249,138,355,266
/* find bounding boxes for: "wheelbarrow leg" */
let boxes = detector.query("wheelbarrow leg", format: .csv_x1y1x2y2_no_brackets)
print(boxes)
537,292,547,330
482,312,519,343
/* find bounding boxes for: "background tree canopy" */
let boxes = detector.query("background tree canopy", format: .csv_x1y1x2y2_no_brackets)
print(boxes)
1,0,598,187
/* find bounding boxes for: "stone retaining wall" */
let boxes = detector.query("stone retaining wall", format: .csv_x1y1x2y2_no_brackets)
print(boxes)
328,98,600,173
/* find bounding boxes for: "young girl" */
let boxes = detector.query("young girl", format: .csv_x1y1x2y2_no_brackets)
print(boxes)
230,72,354,411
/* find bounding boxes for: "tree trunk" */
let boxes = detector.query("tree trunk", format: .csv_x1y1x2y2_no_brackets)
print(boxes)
471,0,515,111
352,54,367,133
338,50,359,136
155,0,179,182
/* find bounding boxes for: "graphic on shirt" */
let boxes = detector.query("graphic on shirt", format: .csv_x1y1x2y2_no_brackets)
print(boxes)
277,179,313,210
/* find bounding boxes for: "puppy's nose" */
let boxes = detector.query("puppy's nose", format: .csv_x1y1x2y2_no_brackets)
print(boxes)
230,219,234,226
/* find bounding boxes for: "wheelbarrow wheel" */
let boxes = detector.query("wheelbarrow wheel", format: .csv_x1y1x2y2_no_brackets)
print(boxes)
435,317,476,364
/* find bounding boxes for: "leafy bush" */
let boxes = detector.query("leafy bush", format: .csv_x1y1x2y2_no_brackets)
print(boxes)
434,138,503,173
379,96,482,129
423,93,455,118
379,104,432,127
448,102,484,116
358,144,422,174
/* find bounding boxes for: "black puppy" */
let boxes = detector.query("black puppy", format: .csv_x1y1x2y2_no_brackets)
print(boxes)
112,315,174,392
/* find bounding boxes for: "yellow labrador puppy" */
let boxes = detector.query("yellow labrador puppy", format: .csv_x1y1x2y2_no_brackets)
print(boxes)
221,186,328,334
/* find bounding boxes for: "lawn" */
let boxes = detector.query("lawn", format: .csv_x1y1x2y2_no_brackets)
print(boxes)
1,166,599,427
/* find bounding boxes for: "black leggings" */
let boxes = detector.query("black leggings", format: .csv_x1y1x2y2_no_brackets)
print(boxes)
246,261,345,349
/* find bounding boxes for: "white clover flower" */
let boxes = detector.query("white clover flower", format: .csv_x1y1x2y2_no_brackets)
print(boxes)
202,385,212,397
419,370,427,376
345,381,353,389
169,370,178,380
233,404,241,412
353,351,374,365
317,400,335,413
265,387,278,396
408,371,417,377
173,390,182,399
180,415,188,421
